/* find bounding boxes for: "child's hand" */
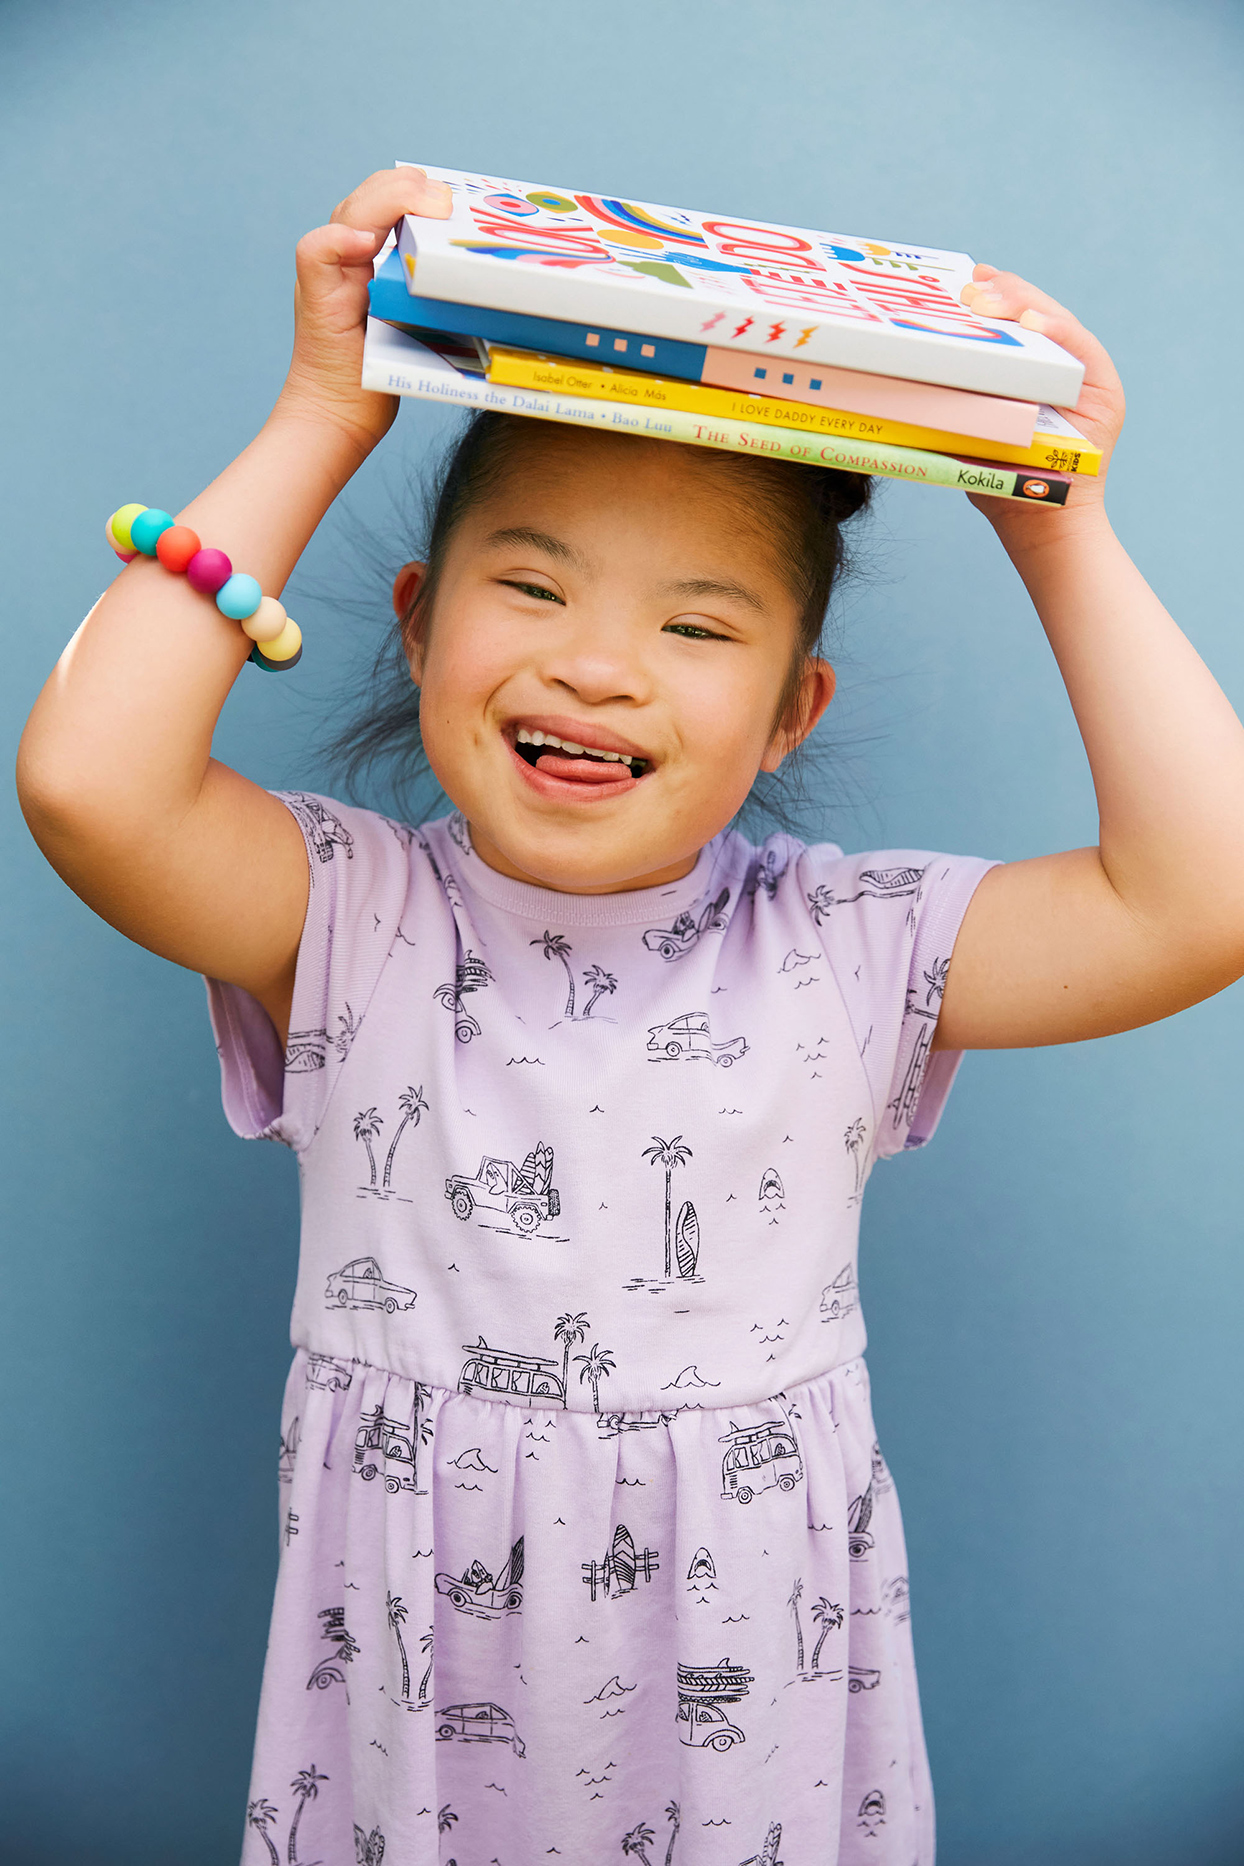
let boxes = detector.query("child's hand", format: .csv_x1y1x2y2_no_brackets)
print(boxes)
959,265,1125,540
278,166,453,453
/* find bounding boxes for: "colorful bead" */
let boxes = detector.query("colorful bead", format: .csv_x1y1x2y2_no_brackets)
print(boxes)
106,504,148,553
215,572,263,621
130,508,175,556
185,548,233,595
242,595,287,642
250,640,303,672
253,618,302,662
155,525,201,573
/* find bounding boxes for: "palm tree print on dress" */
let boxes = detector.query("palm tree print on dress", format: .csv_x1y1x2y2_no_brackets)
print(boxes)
642,887,730,961
630,1136,700,1289
353,1108,383,1190
532,929,577,1018
575,1340,617,1413
582,1522,659,1600
739,1824,784,1866
306,1606,358,1700
444,1142,565,1239
620,1802,680,1864
287,1765,329,1864
435,1537,524,1618
844,1116,868,1204
675,1658,751,1750
805,865,926,925
418,1628,435,1704
582,964,618,1017
381,1084,427,1192
328,1003,363,1060
810,1596,844,1667
554,1312,590,1393
247,1801,281,1866
433,949,493,1043
387,1592,412,1703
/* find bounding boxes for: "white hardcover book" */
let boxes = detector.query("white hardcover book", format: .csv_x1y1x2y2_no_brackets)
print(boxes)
392,163,1084,406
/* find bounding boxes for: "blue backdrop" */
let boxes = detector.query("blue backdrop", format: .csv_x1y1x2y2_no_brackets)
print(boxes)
3,2,1242,1860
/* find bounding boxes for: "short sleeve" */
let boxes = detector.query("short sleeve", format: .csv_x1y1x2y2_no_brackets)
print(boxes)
205,792,413,1151
800,847,999,1160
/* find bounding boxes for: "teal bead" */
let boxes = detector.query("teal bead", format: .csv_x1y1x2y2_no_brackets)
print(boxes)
129,508,175,555
215,572,263,620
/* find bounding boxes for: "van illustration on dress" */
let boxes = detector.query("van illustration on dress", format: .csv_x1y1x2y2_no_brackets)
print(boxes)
445,1144,561,1234
435,1537,524,1619
325,1258,417,1313
581,1523,659,1601
676,1658,752,1751
647,1010,748,1066
353,1403,428,1495
719,1418,803,1504
435,1701,526,1756
458,1337,567,1405
305,1353,353,1391
642,887,730,961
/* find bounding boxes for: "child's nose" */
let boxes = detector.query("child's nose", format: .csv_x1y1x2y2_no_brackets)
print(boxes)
539,620,652,705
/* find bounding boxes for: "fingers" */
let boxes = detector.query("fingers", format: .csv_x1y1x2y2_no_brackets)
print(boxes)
959,267,1119,396
330,165,454,238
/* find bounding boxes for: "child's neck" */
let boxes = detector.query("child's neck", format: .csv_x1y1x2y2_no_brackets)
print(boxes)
466,820,701,896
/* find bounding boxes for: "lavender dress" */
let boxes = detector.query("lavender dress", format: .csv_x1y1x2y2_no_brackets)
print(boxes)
208,795,993,1866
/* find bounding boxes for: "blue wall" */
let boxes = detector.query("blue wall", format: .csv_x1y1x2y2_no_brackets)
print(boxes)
3,2,1242,1859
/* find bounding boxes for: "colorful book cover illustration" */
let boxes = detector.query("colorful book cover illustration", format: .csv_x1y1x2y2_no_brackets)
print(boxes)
391,163,1085,404
361,317,1072,506
483,345,1100,475
369,247,1044,445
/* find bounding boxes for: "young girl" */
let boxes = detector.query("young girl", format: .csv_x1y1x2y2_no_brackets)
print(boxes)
18,167,1244,1866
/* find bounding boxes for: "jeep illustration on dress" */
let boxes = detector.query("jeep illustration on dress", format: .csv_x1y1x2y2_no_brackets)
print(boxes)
435,1702,526,1756
642,888,731,961
646,1010,748,1066
435,1538,524,1619
444,1143,560,1233
324,1257,417,1313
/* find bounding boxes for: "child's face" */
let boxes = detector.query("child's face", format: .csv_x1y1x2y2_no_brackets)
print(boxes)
404,431,833,893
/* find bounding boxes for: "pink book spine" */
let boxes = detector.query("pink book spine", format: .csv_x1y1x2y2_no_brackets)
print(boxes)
701,348,1039,447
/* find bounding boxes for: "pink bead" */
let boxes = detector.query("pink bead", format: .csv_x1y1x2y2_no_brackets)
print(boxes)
185,547,232,595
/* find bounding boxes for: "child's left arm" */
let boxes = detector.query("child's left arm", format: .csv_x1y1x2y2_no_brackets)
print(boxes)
934,267,1244,1050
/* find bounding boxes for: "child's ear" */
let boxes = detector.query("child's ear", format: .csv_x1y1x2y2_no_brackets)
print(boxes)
392,561,428,682
760,657,836,772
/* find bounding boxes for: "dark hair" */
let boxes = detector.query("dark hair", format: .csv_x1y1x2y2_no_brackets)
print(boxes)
321,410,872,836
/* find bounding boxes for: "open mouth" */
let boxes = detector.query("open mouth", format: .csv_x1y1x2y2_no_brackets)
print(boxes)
511,727,651,784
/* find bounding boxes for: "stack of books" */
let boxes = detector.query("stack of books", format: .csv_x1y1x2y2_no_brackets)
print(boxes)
363,164,1094,507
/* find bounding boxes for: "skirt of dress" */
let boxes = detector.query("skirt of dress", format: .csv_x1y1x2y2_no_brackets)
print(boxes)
243,1350,933,1866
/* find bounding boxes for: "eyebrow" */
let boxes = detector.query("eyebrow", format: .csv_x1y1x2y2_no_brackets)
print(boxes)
483,526,592,571
657,575,766,613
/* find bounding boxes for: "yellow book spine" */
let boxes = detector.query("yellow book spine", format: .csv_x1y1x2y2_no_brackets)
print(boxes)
486,347,1101,477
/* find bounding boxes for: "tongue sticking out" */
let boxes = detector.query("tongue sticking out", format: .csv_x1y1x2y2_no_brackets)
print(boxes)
533,750,638,785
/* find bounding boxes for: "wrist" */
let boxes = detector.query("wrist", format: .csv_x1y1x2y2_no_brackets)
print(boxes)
271,376,394,469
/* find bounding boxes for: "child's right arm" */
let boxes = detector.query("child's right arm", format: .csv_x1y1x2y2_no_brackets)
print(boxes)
16,169,452,1047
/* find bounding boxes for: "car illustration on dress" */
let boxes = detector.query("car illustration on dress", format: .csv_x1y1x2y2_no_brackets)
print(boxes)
719,1420,803,1504
444,1144,560,1233
642,888,731,961
435,1702,526,1756
458,1337,567,1405
675,1657,752,1751
646,1011,748,1066
435,1539,524,1618
305,1353,353,1390
848,1665,881,1693
324,1257,417,1313
675,1697,747,1750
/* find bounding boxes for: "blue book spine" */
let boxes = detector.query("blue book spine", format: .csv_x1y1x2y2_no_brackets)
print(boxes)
368,250,710,385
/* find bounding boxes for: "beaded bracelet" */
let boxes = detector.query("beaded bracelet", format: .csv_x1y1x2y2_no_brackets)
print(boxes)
105,503,302,671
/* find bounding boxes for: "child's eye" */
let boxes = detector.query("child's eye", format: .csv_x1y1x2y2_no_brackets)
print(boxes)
664,621,732,642
499,579,564,604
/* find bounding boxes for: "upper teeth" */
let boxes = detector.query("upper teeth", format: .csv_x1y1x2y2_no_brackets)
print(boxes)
516,728,636,764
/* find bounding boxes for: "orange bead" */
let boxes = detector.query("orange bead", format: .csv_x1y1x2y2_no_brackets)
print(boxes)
156,525,202,574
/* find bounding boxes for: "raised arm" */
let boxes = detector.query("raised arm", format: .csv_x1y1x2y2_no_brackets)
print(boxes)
16,168,451,1046
934,269,1244,1050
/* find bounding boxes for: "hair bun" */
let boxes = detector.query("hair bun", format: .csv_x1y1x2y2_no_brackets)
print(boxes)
811,467,872,524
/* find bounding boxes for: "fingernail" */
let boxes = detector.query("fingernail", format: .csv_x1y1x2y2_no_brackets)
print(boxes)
1019,308,1049,333
972,291,1004,315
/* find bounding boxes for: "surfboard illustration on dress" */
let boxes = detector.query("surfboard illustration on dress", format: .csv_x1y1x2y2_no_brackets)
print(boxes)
886,978,943,1136
627,1137,704,1290
581,1523,660,1601
435,1537,524,1619
445,1142,565,1238
719,1417,804,1504
675,1658,751,1750
805,865,926,925
354,1824,387,1866
641,887,730,961
306,1606,359,1700
739,1823,784,1865
278,1414,300,1485
433,948,493,1043
848,1479,875,1559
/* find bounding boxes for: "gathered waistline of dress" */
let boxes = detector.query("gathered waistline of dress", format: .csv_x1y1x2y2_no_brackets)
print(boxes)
295,1342,869,1417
